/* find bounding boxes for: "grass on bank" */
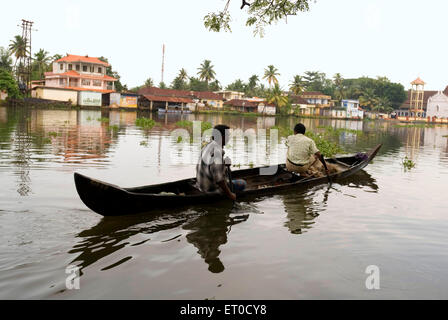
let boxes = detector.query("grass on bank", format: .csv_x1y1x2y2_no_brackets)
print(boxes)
135,118,157,129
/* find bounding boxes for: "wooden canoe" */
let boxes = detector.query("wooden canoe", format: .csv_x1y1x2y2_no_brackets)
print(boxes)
74,144,382,216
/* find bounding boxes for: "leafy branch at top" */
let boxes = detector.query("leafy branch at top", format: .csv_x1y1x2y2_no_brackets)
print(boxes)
204,0,312,37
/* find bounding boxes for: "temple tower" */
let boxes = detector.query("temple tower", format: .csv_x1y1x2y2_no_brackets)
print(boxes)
410,77,425,117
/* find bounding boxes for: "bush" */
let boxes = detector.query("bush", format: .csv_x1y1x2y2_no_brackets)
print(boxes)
0,68,21,99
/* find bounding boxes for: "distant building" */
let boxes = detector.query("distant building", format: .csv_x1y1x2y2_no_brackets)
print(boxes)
397,78,448,117
215,90,244,101
342,99,364,119
427,91,448,119
300,92,331,106
44,54,117,93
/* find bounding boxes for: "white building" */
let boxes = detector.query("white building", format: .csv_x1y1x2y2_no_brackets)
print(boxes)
427,91,448,119
342,99,364,119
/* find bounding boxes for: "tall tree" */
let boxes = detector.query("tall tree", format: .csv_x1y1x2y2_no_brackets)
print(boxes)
359,88,379,111
333,73,345,102
263,65,280,88
204,0,312,36
144,77,154,87
197,59,216,86
289,75,305,96
159,81,167,89
266,83,288,110
0,68,22,98
0,47,13,72
33,49,51,80
226,79,246,92
9,35,28,68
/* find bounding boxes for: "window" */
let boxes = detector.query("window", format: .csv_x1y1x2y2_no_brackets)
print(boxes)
60,64,63,71
59,78,65,85
76,65,80,71
98,67,102,74
68,64,72,70
437,105,440,112
82,65,87,72
93,80,102,87
81,79,91,86
90,66,94,72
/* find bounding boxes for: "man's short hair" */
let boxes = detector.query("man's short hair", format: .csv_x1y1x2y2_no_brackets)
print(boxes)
294,123,306,134
212,124,230,143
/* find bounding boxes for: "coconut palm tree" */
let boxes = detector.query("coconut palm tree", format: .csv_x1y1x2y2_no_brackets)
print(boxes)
248,75,259,90
266,84,288,113
9,35,28,68
359,89,379,111
333,73,345,102
0,47,13,72
144,77,154,87
197,60,216,85
263,65,280,88
289,75,305,96
33,49,51,80
178,68,188,82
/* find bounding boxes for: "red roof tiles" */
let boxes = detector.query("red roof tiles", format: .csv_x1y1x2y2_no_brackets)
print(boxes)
56,54,110,67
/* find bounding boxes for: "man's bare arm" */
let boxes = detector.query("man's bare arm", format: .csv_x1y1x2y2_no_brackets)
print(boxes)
218,180,236,201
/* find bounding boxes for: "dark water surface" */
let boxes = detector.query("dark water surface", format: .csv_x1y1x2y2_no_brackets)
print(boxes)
1,106,447,299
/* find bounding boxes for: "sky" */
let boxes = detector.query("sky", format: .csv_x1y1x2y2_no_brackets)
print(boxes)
1,0,448,90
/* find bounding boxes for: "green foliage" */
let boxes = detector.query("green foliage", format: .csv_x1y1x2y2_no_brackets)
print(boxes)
96,117,110,123
402,157,416,171
204,0,311,37
159,81,167,89
0,47,13,72
197,60,216,84
98,56,125,92
305,131,344,158
0,68,21,99
226,79,246,92
266,84,288,109
188,77,209,91
135,118,156,129
393,123,434,128
263,65,280,87
109,125,119,132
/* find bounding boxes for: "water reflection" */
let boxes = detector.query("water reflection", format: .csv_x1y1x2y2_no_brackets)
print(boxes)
282,170,378,234
67,170,377,275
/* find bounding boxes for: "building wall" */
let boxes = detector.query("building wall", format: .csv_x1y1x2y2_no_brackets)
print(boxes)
78,91,102,107
34,87,78,105
258,104,276,115
120,95,138,108
427,92,448,118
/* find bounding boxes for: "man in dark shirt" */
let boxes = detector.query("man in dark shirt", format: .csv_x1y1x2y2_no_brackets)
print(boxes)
196,124,246,200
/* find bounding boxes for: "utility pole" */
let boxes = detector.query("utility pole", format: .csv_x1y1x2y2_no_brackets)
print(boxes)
17,19,35,97
161,44,165,85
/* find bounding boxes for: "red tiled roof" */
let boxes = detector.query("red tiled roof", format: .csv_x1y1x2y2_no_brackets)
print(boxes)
56,54,110,67
411,77,425,85
45,71,117,81
142,94,193,104
224,99,258,108
194,91,223,100
301,91,331,98
137,87,223,101
290,95,309,104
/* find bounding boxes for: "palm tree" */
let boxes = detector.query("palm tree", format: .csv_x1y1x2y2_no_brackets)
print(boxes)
144,77,154,87
248,75,259,90
0,47,13,71
263,65,280,88
359,89,378,111
9,35,28,68
333,73,345,102
178,68,188,82
289,75,305,96
33,49,51,80
265,84,288,113
197,60,216,85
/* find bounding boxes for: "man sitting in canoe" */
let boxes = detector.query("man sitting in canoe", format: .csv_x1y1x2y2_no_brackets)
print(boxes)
196,124,246,200
286,123,337,177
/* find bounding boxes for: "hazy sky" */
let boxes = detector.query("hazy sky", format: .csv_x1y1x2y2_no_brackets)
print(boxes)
1,0,447,90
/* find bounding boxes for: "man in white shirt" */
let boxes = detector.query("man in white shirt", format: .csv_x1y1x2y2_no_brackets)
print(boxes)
286,123,330,177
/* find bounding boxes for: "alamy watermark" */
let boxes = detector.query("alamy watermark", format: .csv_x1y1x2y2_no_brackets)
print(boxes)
65,265,80,290
365,265,380,290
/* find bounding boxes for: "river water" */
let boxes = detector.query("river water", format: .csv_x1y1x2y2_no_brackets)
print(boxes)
0,106,447,299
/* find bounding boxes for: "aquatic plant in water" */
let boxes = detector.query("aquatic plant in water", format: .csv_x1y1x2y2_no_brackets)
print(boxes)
402,157,416,171
135,118,156,129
